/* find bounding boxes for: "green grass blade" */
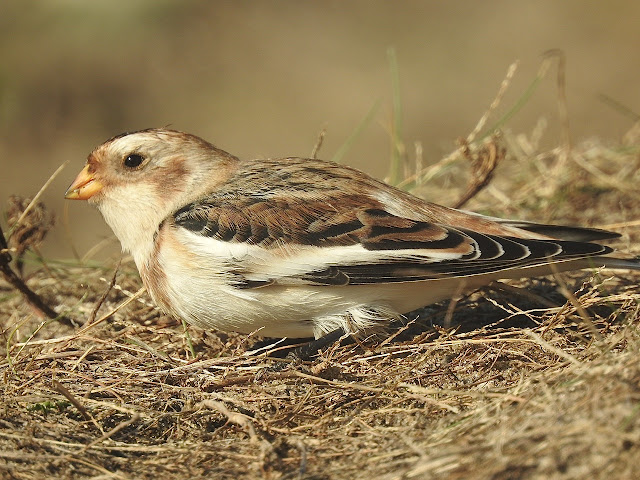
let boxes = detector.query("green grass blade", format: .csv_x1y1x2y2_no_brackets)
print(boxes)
331,99,381,164
387,46,405,185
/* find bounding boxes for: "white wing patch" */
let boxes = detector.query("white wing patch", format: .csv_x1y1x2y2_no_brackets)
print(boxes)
173,227,471,283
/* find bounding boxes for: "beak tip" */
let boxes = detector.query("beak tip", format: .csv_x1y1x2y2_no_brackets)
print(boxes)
65,164,102,200
64,189,79,200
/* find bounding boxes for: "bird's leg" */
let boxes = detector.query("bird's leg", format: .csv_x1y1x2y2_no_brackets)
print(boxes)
294,327,350,360
248,328,351,361
248,336,313,358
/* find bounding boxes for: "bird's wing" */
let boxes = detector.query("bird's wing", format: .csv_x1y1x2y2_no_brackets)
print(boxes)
171,192,614,286
462,211,620,242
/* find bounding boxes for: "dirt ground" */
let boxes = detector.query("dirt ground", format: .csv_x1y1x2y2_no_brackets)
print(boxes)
1,102,640,480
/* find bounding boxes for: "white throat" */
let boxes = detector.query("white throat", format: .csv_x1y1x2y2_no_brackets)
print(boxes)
95,183,167,268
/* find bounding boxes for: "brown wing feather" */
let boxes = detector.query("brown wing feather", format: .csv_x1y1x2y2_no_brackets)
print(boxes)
173,194,480,254
171,156,617,286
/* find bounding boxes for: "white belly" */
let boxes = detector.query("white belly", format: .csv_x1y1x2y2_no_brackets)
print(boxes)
145,226,497,338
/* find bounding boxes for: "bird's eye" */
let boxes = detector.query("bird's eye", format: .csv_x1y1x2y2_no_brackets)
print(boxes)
123,154,145,169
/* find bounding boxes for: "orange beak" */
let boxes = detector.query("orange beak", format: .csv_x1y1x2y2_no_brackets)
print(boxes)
64,164,104,200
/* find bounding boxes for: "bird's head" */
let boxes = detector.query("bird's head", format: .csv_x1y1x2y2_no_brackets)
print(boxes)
65,128,238,260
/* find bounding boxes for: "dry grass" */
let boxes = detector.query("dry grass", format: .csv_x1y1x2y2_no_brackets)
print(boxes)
2,115,640,479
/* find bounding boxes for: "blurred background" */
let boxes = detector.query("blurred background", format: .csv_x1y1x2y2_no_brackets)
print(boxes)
2,0,640,261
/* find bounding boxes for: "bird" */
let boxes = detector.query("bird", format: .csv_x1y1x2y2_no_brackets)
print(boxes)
65,128,638,345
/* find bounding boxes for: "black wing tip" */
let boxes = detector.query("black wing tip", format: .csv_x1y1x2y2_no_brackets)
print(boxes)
510,223,621,242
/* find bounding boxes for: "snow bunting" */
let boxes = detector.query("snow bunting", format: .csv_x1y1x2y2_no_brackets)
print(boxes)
65,128,637,340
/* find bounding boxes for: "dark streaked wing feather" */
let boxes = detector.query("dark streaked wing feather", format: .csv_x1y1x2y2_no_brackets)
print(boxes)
172,189,617,286
173,196,477,253
290,237,613,285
